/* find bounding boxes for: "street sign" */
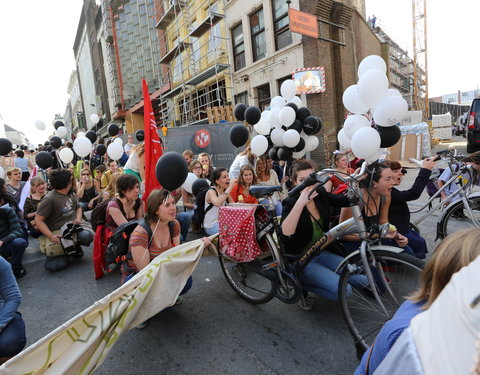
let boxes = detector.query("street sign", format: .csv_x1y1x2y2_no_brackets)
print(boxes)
288,8,319,39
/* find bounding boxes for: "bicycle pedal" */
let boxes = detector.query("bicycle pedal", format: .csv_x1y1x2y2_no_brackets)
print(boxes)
262,261,279,271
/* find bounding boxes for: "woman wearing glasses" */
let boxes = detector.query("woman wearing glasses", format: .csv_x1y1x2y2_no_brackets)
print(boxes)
77,168,100,212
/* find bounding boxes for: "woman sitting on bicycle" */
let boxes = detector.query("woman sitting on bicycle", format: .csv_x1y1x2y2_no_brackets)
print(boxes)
355,227,480,375
339,162,413,255
229,165,258,204
382,158,435,259
280,160,367,309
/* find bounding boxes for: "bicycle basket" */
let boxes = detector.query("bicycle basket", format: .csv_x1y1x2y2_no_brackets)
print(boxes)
219,205,262,262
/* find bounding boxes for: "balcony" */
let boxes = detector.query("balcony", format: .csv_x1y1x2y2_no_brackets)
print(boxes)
155,0,187,29
185,63,230,86
159,40,191,65
188,11,225,38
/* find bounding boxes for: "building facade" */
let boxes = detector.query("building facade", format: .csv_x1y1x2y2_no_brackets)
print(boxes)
430,89,480,106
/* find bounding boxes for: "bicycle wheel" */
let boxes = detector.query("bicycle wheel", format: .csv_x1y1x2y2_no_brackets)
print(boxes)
338,250,424,357
440,196,480,239
218,233,279,304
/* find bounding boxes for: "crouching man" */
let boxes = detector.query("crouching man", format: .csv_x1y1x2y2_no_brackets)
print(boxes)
35,169,93,271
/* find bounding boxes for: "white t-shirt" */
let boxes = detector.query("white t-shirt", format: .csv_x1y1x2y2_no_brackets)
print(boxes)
124,143,134,154
124,151,140,173
229,155,250,179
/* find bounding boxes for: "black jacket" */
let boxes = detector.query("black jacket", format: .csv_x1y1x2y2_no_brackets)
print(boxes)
280,187,349,254
389,168,432,234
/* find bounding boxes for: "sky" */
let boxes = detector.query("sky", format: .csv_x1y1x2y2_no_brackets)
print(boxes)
0,0,479,145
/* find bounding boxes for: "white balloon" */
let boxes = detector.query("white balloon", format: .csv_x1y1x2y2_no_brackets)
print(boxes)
251,135,269,156
387,88,402,97
365,148,387,163
261,110,270,120
279,106,296,127
343,115,371,138
357,69,389,109
254,119,271,135
56,126,67,138
270,96,286,109
283,129,300,148
35,120,46,131
59,147,74,164
288,96,303,108
181,172,197,194
90,113,100,125
305,136,319,152
280,79,297,101
337,129,351,149
107,142,124,160
351,127,381,159
268,108,282,128
271,128,286,147
114,137,123,145
374,96,408,127
73,136,92,157
358,55,387,78
292,149,306,159
77,132,85,138
0,166,4,179
342,85,369,115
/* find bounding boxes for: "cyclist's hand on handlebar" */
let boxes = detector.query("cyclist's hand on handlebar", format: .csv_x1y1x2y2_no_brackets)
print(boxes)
421,157,435,170
298,185,318,207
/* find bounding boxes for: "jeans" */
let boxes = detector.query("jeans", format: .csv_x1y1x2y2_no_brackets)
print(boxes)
0,238,27,271
176,211,193,243
300,251,368,301
204,223,219,236
79,201,92,212
404,229,428,259
0,312,26,358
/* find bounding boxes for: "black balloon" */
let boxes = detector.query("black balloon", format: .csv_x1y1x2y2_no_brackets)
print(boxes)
297,107,311,122
278,147,293,161
35,151,53,169
244,106,261,125
234,103,248,121
293,137,306,152
155,151,189,191
377,125,401,148
20,145,27,150
268,146,279,161
96,144,107,156
44,141,50,146
303,116,322,135
50,136,62,149
135,129,144,142
290,119,303,133
285,102,299,114
192,178,210,197
108,123,120,137
0,138,12,156
85,130,97,143
53,120,64,130
229,124,249,148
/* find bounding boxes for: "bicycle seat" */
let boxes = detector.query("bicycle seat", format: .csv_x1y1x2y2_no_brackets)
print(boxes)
249,185,282,198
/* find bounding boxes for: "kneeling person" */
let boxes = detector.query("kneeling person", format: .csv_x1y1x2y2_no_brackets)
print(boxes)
35,169,93,271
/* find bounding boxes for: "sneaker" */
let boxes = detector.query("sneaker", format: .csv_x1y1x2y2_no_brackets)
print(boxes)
13,267,27,279
297,296,315,311
135,320,149,330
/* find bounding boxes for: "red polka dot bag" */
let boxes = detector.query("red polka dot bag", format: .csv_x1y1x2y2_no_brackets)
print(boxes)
219,205,262,262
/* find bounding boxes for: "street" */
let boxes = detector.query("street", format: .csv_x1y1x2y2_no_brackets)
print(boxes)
16,137,467,375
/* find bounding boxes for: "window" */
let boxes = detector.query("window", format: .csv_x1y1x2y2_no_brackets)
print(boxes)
250,8,266,62
272,0,292,50
234,91,248,106
277,76,291,96
231,23,245,71
257,84,271,111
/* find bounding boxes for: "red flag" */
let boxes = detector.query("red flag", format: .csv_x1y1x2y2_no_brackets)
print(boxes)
142,78,163,202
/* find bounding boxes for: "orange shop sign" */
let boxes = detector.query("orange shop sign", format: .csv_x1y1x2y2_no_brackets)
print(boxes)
288,8,319,39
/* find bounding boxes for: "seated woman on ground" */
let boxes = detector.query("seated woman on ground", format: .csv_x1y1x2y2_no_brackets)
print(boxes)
198,152,214,181
339,161,413,256
354,227,480,375
230,165,258,204
280,160,367,309
23,176,47,238
203,168,236,236
76,168,101,212
0,256,26,364
102,171,124,201
382,158,434,259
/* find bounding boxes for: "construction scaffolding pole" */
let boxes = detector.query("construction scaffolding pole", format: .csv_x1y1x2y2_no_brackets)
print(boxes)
412,0,429,119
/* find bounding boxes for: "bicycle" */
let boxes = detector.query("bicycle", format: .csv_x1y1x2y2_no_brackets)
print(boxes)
217,163,424,357
408,148,480,240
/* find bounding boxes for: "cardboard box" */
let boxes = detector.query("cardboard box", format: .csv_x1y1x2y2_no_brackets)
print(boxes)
388,133,424,161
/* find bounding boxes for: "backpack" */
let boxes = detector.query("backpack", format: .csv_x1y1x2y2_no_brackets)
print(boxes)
192,187,217,228
90,198,122,232
104,219,175,267
425,168,444,197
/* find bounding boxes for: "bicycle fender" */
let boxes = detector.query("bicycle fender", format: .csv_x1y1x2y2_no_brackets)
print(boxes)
334,245,404,273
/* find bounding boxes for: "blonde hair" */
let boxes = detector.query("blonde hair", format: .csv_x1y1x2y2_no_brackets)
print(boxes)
410,228,480,309
103,171,124,198
30,176,45,194
6,167,21,177
132,142,145,157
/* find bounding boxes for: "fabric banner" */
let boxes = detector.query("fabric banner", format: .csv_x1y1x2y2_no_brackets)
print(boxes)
0,238,212,374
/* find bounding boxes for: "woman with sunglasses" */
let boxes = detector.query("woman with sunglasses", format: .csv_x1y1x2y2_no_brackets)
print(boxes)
77,168,100,212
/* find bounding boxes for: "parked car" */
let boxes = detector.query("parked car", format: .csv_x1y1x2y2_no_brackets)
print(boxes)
467,99,480,152
455,111,468,137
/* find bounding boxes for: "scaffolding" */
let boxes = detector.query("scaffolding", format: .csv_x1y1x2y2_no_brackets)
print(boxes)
412,0,428,119
155,0,235,126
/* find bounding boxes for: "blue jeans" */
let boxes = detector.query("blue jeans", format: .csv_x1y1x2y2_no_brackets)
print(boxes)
176,211,193,243
204,223,219,236
0,238,27,271
0,312,26,358
404,228,428,259
300,251,368,301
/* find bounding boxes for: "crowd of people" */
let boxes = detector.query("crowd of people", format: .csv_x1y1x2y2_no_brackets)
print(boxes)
1,135,479,370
